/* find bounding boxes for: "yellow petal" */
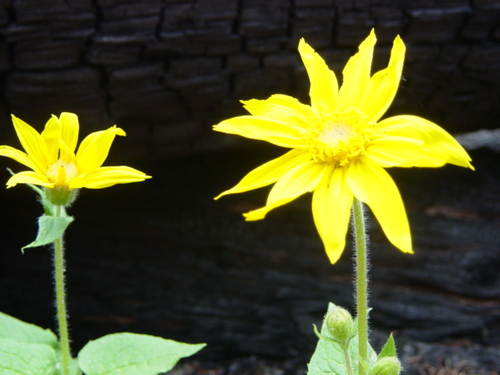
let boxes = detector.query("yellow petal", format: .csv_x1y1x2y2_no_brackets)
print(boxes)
41,115,61,162
339,29,376,109
375,115,474,169
213,116,306,148
215,149,309,199
266,159,326,203
364,135,424,167
346,159,412,253
0,146,42,173
57,138,76,164
244,158,326,221
6,171,53,188
41,113,79,162
312,167,353,264
360,35,405,122
11,115,50,172
69,166,150,189
243,196,297,221
242,94,316,129
76,126,126,173
298,39,339,114
59,112,79,153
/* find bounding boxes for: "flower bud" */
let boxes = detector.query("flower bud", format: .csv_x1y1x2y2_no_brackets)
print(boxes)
325,306,354,342
371,356,401,375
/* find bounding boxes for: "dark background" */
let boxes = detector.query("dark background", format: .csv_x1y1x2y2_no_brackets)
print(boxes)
0,0,500,157
1,0,500,373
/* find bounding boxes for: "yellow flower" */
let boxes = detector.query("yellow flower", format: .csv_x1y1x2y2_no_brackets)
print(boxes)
214,30,473,264
0,112,151,190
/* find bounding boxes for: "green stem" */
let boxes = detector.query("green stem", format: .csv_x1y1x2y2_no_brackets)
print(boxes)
53,205,72,375
342,342,354,375
352,198,369,375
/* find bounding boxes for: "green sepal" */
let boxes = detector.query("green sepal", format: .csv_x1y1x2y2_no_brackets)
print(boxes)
22,214,74,250
313,324,342,345
44,187,78,208
307,303,377,375
77,332,206,375
0,338,57,375
377,334,397,360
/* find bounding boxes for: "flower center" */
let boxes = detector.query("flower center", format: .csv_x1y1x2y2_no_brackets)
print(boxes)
306,108,374,166
46,159,78,188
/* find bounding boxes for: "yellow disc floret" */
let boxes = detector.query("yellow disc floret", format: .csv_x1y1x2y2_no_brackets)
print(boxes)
307,108,374,166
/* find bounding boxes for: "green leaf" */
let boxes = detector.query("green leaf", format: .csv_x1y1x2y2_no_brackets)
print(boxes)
0,312,58,349
377,334,397,360
77,332,206,375
23,215,74,250
307,303,377,375
0,338,57,375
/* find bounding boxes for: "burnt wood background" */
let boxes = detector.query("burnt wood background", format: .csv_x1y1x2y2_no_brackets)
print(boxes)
0,0,500,158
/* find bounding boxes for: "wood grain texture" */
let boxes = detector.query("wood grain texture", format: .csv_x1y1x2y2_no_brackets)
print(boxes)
0,0,500,158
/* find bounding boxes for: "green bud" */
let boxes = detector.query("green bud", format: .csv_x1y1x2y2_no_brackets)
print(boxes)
371,356,401,375
325,306,354,342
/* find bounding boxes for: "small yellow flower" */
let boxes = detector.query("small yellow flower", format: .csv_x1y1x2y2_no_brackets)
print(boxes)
0,112,151,190
214,30,473,264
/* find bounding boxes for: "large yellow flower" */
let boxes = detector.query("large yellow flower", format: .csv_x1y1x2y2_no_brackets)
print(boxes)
0,112,150,190
214,30,473,264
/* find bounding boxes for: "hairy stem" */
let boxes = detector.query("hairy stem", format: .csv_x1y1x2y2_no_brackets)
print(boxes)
53,205,72,375
352,198,369,375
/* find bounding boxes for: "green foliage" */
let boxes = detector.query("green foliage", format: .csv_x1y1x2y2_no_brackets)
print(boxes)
308,303,377,375
78,333,206,375
308,303,400,375
377,334,396,360
22,215,74,250
0,339,57,375
372,335,400,375
0,312,59,348
0,313,205,375
0,312,59,375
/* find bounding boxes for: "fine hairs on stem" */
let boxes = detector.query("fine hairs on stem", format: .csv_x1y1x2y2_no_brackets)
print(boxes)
351,198,370,375
52,204,72,375
351,200,371,304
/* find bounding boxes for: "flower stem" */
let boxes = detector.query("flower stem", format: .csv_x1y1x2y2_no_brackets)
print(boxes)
342,342,355,375
53,205,72,375
352,198,369,375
